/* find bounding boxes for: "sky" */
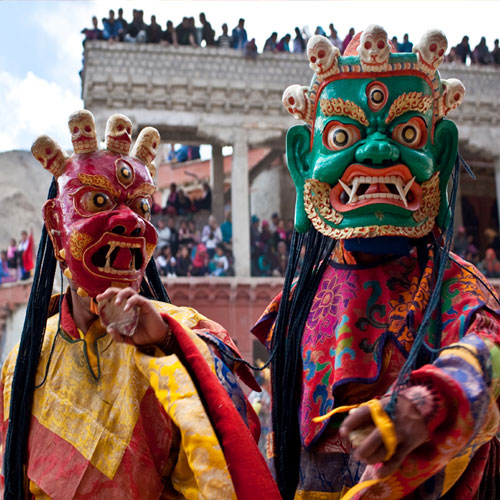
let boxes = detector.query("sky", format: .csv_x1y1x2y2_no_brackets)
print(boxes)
0,0,499,154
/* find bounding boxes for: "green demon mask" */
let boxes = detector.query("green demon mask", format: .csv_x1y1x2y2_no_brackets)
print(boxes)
283,25,465,239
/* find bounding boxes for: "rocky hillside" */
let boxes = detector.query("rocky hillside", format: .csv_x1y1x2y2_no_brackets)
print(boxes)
0,150,53,249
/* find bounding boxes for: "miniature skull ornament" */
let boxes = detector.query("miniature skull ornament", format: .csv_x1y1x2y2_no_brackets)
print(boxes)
68,110,98,154
358,25,391,72
440,78,466,117
307,35,340,81
414,30,448,76
132,127,160,166
31,135,68,178
282,85,311,122
105,114,133,155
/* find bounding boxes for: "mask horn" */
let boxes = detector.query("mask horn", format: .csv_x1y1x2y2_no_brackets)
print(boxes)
131,127,161,167
68,109,98,154
105,114,133,155
31,135,68,178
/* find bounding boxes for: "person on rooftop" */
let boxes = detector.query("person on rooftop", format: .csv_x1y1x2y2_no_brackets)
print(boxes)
217,23,233,48
398,33,413,52
455,35,472,63
161,20,178,46
199,12,216,46
81,16,103,44
264,32,278,52
276,34,291,52
102,10,122,42
147,14,163,44
124,8,147,43
176,16,197,47
293,27,306,53
231,18,248,50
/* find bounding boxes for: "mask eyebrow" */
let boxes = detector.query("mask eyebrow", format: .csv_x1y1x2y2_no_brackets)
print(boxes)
319,98,369,126
127,182,156,200
385,92,433,124
77,173,121,198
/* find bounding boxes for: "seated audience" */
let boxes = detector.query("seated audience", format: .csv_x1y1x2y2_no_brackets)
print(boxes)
156,218,171,249
195,182,212,211
201,215,222,259
191,243,209,276
210,244,229,276
157,245,177,276
176,246,193,276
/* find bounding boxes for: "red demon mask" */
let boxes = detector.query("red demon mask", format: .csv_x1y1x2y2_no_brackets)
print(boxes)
32,110,161,297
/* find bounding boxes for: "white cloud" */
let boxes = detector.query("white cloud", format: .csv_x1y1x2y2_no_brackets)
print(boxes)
34,2,95,87
0,71,82,152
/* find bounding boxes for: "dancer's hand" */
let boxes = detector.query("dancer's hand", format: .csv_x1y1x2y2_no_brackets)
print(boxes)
339,395,429,478
96,287,170,348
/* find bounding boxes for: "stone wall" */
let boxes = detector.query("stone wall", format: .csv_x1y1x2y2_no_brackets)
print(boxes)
82,42,500,156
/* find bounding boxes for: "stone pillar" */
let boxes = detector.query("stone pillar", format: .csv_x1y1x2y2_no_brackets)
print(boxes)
495,160,500,230
231,131,251,276
210,144,225,223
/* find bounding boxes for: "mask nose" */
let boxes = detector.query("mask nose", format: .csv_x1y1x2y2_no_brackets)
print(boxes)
355,132,400,165
108,210,146,237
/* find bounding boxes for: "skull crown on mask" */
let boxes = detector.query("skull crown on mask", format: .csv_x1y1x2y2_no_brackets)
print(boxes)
281,25,465,240
32,110,161,297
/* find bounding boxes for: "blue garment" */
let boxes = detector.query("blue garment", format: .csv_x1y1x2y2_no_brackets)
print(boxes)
399,41,413,52
102,19,124,40
231,26,247,50
221,221,232,243
175,145,189,163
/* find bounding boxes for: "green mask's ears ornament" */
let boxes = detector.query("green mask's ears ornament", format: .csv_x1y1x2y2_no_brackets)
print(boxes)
283,25,465,240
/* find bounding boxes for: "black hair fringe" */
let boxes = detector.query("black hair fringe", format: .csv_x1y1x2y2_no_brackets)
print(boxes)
271,227,335,500
141,258,170,303
4,179,58,499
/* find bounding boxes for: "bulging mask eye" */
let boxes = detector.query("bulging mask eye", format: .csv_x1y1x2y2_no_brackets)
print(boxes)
323,121,361,151
366,81,388,112
130,197,152,220
391,117,428,149
77,191,115,214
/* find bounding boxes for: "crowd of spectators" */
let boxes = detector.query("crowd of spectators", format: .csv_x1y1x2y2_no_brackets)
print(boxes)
250,213,298,277
0,230,35,285
152,183,235,278
446,36,500,65
81,10,500,65
150,178,299,278
453,226,500,279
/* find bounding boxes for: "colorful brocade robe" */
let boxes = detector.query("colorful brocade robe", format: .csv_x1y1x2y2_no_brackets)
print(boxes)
253,247,500,500
0,297,280,500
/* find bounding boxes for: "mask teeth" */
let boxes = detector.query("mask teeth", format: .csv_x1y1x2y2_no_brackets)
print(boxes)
339,175,415,207
99,241,142,273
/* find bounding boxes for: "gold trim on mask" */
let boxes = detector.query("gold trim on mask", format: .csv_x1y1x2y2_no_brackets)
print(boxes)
320,98,369,126
77,173,121,198
385,92,433,124
127,183,156,201
304,179,344,224
303,172,440,239
146,243,156,261
69,231,93,260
